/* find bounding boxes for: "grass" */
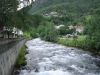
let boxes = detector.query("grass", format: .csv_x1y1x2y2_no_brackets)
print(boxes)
57,35,87,47
23,32,31,38
15,45,26,68
77,35,87,41
57,35,100,55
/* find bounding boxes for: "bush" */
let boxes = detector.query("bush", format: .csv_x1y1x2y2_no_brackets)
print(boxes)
30,28,38,38
15,45,26,68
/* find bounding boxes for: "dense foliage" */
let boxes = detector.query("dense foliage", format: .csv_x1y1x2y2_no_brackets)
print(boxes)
0,0,34,38
83,9,100,53
30,15,59,42
38,22,59,42
30,0,100,28
30,0,100,13
57,26,76,35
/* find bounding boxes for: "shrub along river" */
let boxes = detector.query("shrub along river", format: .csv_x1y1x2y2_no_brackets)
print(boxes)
19,38,100,75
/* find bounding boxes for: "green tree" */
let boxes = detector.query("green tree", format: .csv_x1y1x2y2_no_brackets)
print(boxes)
30,28,38,38
38,22,59,42
57,26,67,35
31,14,45,28
85,8,100,53
0,0,34,38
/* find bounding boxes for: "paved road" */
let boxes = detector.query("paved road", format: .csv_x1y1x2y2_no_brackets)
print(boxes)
0,39,23,55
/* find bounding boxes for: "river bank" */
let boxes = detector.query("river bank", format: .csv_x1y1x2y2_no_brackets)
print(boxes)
57,37,100,56
13,45,27,75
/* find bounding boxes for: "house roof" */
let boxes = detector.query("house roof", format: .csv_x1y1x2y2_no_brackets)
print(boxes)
76,26,84,29
68,25,84,29
68,25,74,29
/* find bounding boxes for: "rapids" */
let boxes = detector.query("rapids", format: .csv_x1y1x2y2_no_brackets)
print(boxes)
19,38,100,75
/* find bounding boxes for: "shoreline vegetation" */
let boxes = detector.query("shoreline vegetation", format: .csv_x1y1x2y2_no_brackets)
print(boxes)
15,45,27,68
13,45,28,75
57,35,100,56
57,35,86,48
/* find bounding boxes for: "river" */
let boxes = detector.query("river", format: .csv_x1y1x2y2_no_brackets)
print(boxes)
19,38,100,75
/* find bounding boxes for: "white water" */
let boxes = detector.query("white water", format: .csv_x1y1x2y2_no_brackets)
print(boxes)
19,38,100,75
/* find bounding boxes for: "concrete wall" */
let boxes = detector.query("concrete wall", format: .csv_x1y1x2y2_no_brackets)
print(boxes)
0,39,26,75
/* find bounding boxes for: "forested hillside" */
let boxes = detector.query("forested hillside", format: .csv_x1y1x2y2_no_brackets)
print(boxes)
30,0,100,14
29,0,100,26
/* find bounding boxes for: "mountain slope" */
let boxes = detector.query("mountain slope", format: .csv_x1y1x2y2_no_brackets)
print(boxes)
29,0,100,26
29,0,100,14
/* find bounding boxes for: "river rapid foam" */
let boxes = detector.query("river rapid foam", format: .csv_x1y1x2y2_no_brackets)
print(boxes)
19,38,100,75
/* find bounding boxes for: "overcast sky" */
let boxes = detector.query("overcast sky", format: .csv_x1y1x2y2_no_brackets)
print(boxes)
17,0,35,10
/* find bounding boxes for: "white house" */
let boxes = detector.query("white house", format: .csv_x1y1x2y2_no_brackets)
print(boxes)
1,26,23,38
68,25,74,29
45,12,59,17
76,26,84,33
68,25,84,34
12,27,23,38
55,24,64,29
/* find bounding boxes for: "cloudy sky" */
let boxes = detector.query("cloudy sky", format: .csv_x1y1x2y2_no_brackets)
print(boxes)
17,0,35,10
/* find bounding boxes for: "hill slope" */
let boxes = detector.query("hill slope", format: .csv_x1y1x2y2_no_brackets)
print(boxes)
29,0,100,14
29,0,100,26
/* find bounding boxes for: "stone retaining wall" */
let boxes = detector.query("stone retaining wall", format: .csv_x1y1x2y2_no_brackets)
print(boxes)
0,39,26,75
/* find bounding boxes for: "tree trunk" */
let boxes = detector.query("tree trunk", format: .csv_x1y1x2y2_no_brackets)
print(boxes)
7,31,9,38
